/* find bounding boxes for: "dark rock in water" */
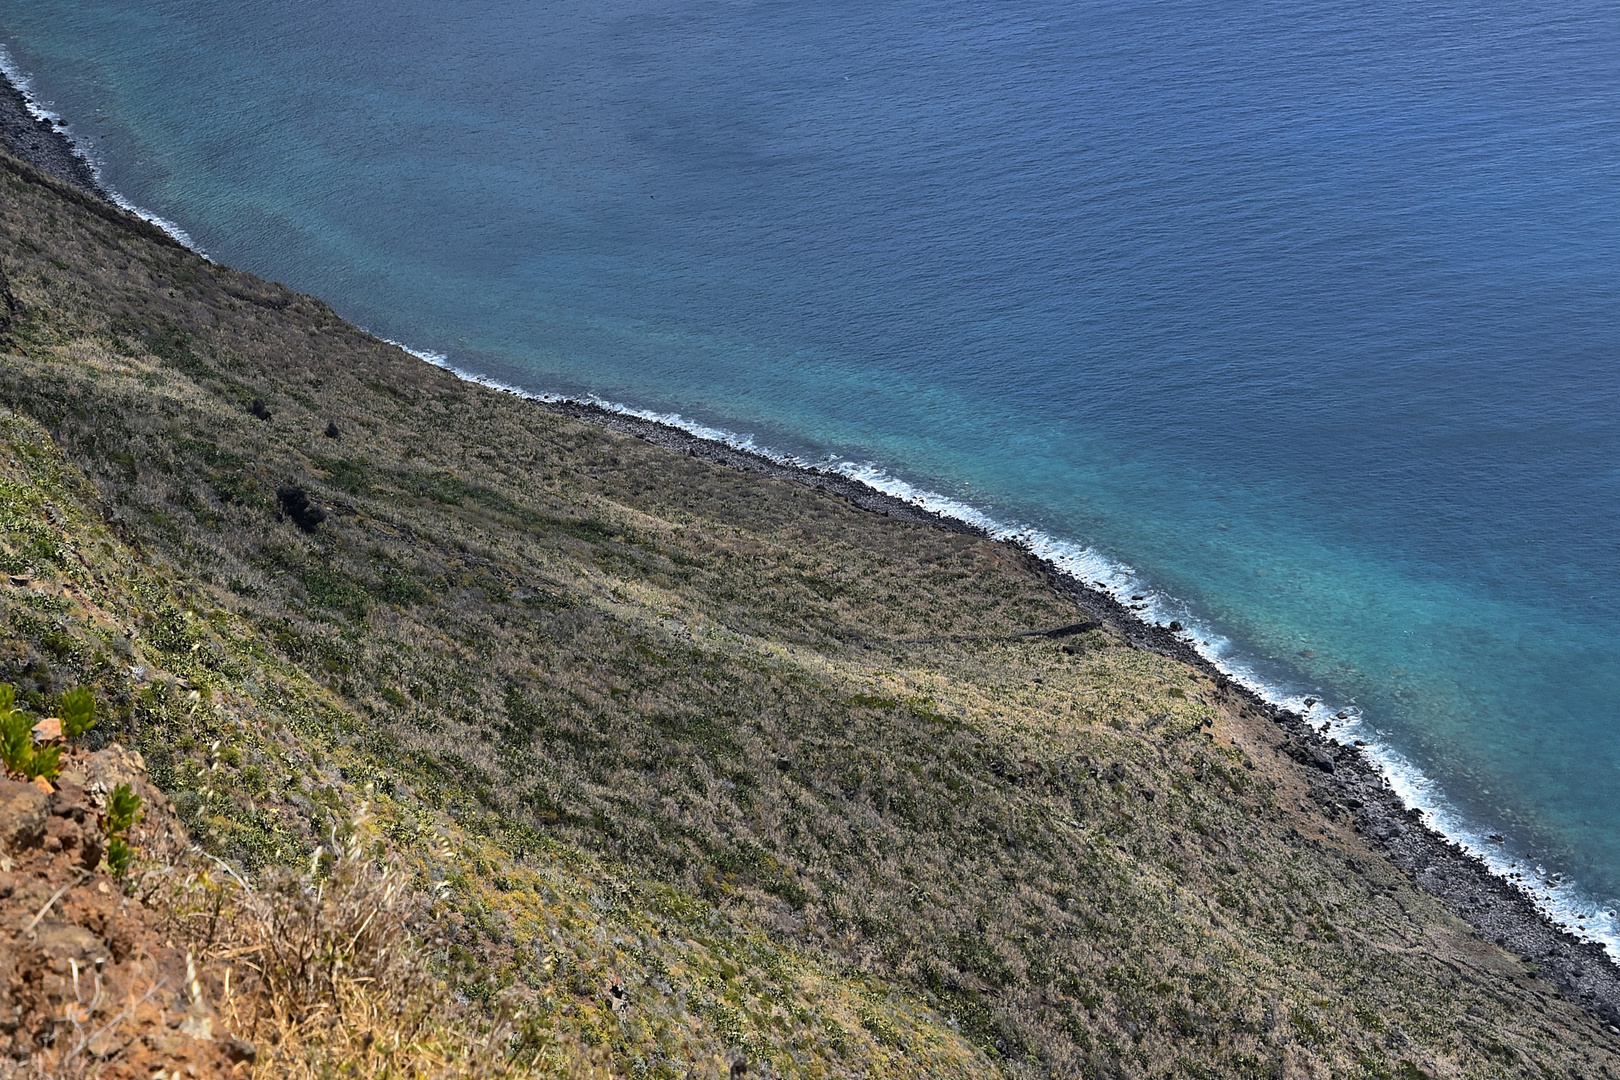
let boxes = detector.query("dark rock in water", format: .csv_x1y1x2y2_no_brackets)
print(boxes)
250,397,272,420
324,420,341,439
1335,711,1349,720
1168,620,1183,632
1304,698,1317,707
277,485,326,532
1131,594,1145,601
1488,834,1505,843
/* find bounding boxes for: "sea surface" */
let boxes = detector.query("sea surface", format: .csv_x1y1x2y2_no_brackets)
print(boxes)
3,0,1619,950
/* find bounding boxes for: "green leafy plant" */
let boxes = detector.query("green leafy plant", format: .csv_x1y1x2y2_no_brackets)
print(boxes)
28,742,62,783
105,837,134,877
103,782,143,878
58,685,96,739
0,682,58,782
0,699,31,774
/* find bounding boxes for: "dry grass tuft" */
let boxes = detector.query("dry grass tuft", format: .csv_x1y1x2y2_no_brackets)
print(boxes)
196,822,598,1078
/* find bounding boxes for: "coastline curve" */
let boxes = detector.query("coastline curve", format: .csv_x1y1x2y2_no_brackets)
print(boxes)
404,344,1620,1028
5,51,1617,1031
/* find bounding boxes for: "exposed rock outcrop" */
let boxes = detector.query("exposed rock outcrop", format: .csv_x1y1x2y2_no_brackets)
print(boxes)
0,750,241,1079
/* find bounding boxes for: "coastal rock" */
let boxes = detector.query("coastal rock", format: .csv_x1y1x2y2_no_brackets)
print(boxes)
0,778,49,852
0,76,110,198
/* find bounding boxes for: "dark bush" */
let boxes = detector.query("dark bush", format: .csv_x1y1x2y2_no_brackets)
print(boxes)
277,485,327,532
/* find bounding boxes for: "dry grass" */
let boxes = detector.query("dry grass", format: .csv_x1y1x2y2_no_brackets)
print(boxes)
192,824,602,1079
2,829,608,1080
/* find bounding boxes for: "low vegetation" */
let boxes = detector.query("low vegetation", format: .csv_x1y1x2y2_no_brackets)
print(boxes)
1,146,1618,1077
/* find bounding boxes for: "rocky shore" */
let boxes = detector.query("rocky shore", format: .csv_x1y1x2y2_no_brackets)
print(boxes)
0,66,106,199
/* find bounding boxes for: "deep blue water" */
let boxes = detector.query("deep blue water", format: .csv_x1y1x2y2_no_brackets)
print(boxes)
4,0,1619,945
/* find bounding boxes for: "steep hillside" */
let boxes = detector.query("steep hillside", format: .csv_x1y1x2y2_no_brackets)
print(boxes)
2,148,1619,1078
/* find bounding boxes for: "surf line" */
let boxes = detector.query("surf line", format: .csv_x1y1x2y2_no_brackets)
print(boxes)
387,335,1620,966
0,45,203,254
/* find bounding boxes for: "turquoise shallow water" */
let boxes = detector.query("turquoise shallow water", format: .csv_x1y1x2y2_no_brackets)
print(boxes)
3,0,1619,947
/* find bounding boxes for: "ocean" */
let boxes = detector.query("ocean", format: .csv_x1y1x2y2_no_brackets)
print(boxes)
3,0,1618,951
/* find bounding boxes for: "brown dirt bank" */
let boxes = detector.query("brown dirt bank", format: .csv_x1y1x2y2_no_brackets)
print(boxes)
0,747,248,1079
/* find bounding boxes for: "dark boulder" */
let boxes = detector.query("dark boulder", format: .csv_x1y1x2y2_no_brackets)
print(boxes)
0,266,17,333
0,778,48,851
324,420,341,439
249,397,272,420
277,485,327,532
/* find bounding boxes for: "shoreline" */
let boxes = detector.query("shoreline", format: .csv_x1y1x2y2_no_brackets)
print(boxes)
4,58,1617,1033
0,45,200,251
453,391,1603,1027
0,50,108,199
542,395,1620,1027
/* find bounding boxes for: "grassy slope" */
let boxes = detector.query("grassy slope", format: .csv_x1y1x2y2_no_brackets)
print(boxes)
1,150,1616,1079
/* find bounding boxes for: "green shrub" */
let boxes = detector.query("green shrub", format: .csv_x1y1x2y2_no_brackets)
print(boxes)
0,682,58,782
0,684,29,772
58,685,97,739
105,836,135,877
28,743,62,783
103,782,143,877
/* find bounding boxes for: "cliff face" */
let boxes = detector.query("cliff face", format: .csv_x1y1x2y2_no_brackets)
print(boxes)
1,148,1617,1078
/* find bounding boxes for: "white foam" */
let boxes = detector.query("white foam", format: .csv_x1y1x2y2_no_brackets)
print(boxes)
382,340,1620,961
0,44,204,255
379,338,449,366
